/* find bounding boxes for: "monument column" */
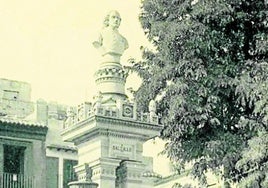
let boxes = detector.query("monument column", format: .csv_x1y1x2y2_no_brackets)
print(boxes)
62,10,163,188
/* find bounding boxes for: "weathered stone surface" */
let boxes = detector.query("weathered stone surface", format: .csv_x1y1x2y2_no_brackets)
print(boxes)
0,78,34,118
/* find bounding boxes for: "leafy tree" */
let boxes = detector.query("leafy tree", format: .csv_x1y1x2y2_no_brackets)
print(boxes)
129,0,268,187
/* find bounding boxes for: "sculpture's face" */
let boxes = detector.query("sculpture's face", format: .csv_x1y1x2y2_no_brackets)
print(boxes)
109,11,121,29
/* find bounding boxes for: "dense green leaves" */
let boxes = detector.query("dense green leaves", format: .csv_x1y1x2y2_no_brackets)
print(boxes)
236,131,268,187
130,0,268,186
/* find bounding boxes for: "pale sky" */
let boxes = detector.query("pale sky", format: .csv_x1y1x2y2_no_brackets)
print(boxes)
0,0,149,105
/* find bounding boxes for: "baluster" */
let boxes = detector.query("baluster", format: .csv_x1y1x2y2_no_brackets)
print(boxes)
5,173,7,188
25,175,28,188
26,176,28,188
4,173,6,188
19,174,21,188
9,173,11,188
28,176,30,188
12,174,14,188
25,176,27,188
32,176,34,188
3,173,6,188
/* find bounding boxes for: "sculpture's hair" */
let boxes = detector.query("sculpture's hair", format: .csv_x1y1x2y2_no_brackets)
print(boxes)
103,10,121,28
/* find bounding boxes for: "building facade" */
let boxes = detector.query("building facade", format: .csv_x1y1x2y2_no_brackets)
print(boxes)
0,79,48,187
0,78,78,188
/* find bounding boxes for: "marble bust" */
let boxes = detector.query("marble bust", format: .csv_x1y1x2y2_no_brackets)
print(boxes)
93,10,129,62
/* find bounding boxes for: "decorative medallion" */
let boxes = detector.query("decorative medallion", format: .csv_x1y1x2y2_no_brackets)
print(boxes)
122,104,133,118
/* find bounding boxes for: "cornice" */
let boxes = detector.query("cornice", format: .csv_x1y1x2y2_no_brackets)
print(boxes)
62,115,162,143
63,114,162,135
95,76,126,83
73,126,149,145
94,115,162,131
0,119,48,141
46,144,77,153
0,118,45,127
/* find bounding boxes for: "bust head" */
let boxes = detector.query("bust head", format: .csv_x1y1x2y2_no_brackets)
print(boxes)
103,10,121,29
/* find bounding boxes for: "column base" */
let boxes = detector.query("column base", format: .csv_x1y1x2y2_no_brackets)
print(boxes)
68,181,98,188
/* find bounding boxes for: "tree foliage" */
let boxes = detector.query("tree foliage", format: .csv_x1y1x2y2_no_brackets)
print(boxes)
129,0,268,186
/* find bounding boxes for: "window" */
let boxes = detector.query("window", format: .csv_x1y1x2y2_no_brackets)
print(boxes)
4,145,25,174
63,159,78,188
3,90,19,100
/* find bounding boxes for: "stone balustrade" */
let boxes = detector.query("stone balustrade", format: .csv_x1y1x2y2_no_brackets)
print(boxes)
64,101,159,129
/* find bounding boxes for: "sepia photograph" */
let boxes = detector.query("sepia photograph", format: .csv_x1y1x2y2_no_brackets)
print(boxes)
0,0,267,187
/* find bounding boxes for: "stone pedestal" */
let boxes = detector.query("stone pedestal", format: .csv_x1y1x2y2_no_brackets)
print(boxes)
94,63,128,101
62,103,162,188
